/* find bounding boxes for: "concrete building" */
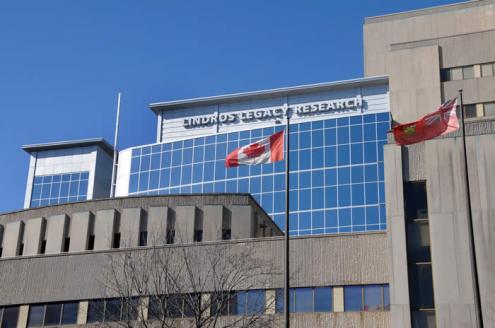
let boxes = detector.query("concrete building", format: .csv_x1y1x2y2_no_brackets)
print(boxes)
0,1,493,327
0,195,389,328
364,1,495,327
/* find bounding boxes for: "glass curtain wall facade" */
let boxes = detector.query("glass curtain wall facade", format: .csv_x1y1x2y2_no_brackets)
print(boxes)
127,112,389,236
30,172,89,208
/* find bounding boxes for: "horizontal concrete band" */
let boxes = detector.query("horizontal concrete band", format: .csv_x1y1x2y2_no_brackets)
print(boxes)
0,232,388,306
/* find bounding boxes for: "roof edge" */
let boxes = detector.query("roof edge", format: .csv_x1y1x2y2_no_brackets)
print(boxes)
148,75,389,114
365,0,487,24
22,138,114,156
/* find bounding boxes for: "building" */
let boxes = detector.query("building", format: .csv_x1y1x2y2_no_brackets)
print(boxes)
364,1,495,327
0,1,494,328
22,139,114,209
0,194,389,328
115,77,390,236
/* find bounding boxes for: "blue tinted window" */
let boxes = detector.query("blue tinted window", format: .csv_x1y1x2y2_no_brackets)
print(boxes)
182,148,193,165
337,145,350,165
364,285,383,311
363,114,375,123
261,193,273,213
312,188,324,209
295,288,313,312
352,184,365,206
312,170,324,188
274,191,285,213
151,153,161,170
325,168,337,186
300,132,311,149
325,146,337,167
337,126,349,144
365,164,377,182
246,290,265,315
350,143,363,164
364,142,377,163
338,185,351,206
344,286,363,311
365,183,378,204
299,190,311,211
312,130,323,147
324,128,336,146
366,206,380,225
160,169,170,188
352,207,365,225
363,124,376,141
312,147,323,169
250,177,261,194
339,208,351,227
161,151,171,168
314,287,332,312
262,175,273,192
131,157,140,173
351,166,364,183
325,187,337,208
338,167,350,184
141,155,151,171
299,150,311,170
325,210,338,228
181,166,192,185
305,211,322,230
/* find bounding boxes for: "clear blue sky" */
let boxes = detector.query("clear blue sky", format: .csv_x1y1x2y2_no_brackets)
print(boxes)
0,0,459,213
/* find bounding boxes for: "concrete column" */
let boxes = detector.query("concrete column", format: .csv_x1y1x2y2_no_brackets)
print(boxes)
426,139,479,328
203,205,224,241
175,206,196,243
384,144,411,328
77,301,88,325
147,206,168,245
69,212,91,252
45,214,69,254
333,287,344,312
265,290,276,315
474,64,481,78
476,103,484,117
231,205,255,239
23,217,45,256
2,221,24,257
201,294,211,318
17,305,29,328
139,297,149,321
94,209,117,250
120,208,143,248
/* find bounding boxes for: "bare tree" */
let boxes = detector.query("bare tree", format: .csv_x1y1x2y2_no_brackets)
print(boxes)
96,238,281,328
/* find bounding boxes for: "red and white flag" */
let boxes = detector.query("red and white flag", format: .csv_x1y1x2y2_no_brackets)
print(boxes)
393,98,459,146
225,130,284,168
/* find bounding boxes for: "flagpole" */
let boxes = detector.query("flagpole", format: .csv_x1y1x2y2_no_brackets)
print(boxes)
110,92,122,198
459,89,484,328
284,105,291,328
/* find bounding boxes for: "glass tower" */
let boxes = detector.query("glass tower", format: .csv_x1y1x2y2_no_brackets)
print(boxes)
126,111,389,236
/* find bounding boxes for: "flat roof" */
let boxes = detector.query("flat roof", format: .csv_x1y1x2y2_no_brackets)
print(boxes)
149,75,388,114
22,138,114,156
365,0,487,24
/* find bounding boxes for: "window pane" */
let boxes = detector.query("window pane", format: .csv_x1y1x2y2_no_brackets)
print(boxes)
484,103,495,117
121,298,139,321
481,63,494,77
364,285,383,311
344,286,362,311
295,288,313,312
462,66,474,79
87,300,104,323
61,302,78,324
412,310,436,328
314,287,332,312
1,306,19,328
450,67,462,80
105,299,122,321
246,290,265,315
464,104,477,118
409,264,435,309
44,303,62,325
275,289,284,314
384,285,390,310
406,221,431,263
27,305,44,327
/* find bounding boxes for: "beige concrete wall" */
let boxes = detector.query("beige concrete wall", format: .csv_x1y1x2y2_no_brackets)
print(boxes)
383,144,411,328
0,232,388,306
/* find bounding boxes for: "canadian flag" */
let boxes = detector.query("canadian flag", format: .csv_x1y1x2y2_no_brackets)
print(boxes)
225,130,284,168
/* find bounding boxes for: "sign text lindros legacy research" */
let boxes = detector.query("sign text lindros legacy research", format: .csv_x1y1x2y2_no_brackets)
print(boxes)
183,96,363,128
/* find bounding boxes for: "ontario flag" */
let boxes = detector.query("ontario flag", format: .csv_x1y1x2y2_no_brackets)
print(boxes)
225,130,284,167
393,98,459,146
